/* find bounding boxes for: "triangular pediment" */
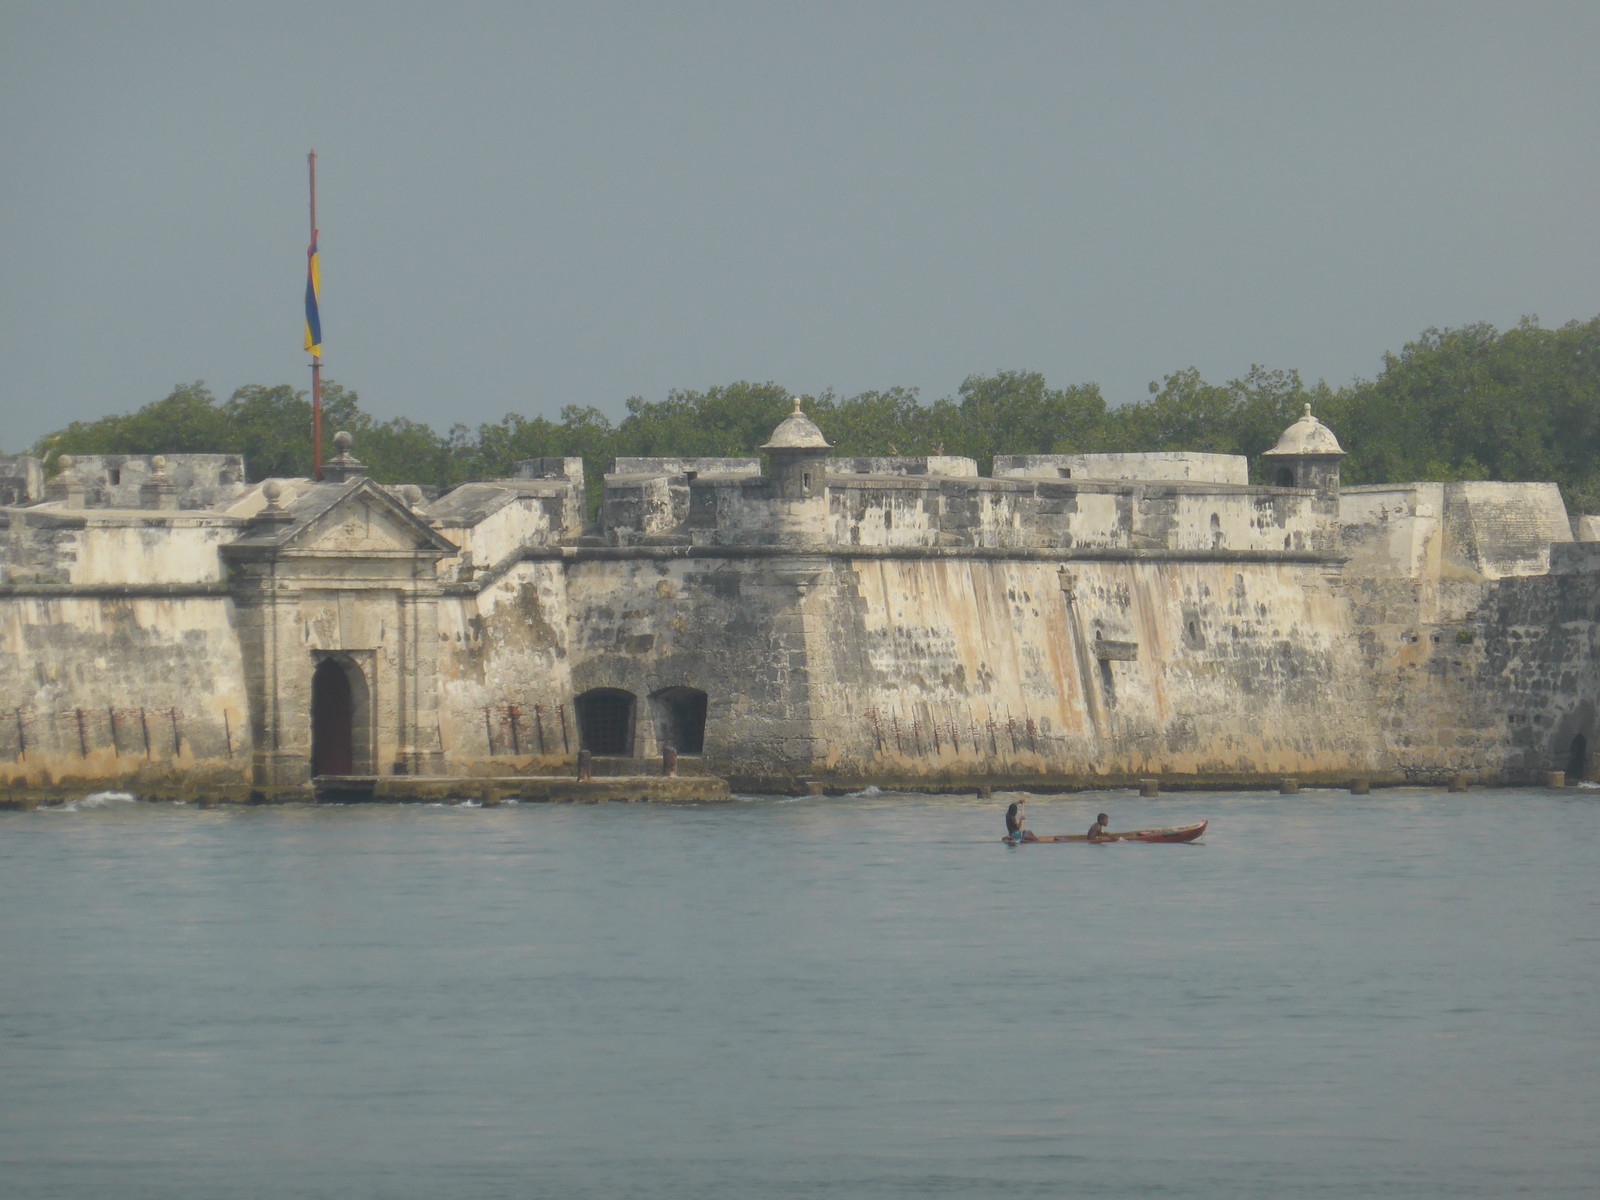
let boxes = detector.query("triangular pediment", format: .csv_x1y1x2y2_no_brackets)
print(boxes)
296,483,455,556
229,479,458,558
303,500,423,553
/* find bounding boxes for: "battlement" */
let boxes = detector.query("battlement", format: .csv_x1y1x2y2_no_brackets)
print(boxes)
601,456,1334,555
994,452,1248,485
41,454,248,510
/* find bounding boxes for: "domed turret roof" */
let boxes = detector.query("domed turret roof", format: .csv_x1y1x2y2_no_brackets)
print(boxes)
1265,404,1344,457
761,397,832,451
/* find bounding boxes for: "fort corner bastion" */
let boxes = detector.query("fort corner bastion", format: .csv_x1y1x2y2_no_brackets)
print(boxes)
2,404,1598,803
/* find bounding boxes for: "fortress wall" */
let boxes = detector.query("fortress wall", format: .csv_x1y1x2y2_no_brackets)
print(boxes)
1332,485,1592,782
0,593,250,793
823,478,1324,555
603,461,760,539
1338,556,1600,783
689,479,784,543
430,480,583,580
2,514,237,586
66,455,248,510
543,555,824,782
0,457,44,506
601,475,678,539
805,556,1382,785
1471,570,1600,780
832,456,978,478
1342,575,1506,779
1128,488,1325,554
1341,485,1445,579
1441,482,1571,579
67,521,236,585
612,457,760,478
831,479,952,547
1044,487,1129,550
438,490,569,573
436,561,575,769
995,452,1249,485
520,550,1386,788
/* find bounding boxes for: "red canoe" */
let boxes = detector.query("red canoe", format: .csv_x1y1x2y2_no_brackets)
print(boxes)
1002,820,1207,844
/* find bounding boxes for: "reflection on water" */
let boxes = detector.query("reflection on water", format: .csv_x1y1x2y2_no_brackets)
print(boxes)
2,789,1597,1198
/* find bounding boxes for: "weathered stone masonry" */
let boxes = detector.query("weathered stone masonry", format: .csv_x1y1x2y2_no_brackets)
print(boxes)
3,406,1599,801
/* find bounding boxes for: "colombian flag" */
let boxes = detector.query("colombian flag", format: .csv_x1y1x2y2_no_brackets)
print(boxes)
303,232,322,358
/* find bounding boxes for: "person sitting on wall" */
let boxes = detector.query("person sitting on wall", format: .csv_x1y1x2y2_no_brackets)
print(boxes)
1088,813,1116,842
1005,799,1037,843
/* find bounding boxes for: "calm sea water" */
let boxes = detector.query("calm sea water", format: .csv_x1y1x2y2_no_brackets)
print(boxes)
2,788,1596,1199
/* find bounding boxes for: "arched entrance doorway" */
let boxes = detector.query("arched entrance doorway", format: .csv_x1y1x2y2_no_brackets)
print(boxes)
311,657,355,776
1566,733,1588,783
575,688,636,756
651,686,708,755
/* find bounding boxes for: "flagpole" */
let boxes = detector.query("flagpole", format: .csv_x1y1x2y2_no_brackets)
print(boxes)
308,150,322,480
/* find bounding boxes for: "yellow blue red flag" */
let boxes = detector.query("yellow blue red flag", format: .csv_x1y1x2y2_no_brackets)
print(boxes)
303,232,322,358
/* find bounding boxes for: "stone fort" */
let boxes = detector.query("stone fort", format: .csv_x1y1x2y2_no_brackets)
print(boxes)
2,402,1597,802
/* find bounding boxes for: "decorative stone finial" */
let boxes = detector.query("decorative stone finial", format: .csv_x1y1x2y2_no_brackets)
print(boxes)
252,478,295,525
321,430,368,484
139,455,179,510
45,455,86,507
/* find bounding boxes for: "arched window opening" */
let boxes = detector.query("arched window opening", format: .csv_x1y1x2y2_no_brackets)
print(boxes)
1210,512,1224,549
1567,733,1588,783
311,657,355,776
651,687,709,755
575,688,636,756
1274,466,1296,488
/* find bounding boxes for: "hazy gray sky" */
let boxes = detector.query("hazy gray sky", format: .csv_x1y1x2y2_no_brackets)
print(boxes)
3,1,1596,451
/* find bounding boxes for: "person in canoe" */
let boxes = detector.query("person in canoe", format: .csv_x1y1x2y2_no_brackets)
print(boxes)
1005,799,1037,843
1087,812,1116,842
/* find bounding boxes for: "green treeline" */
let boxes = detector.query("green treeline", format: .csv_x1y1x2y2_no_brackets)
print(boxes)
31,316,1600,511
